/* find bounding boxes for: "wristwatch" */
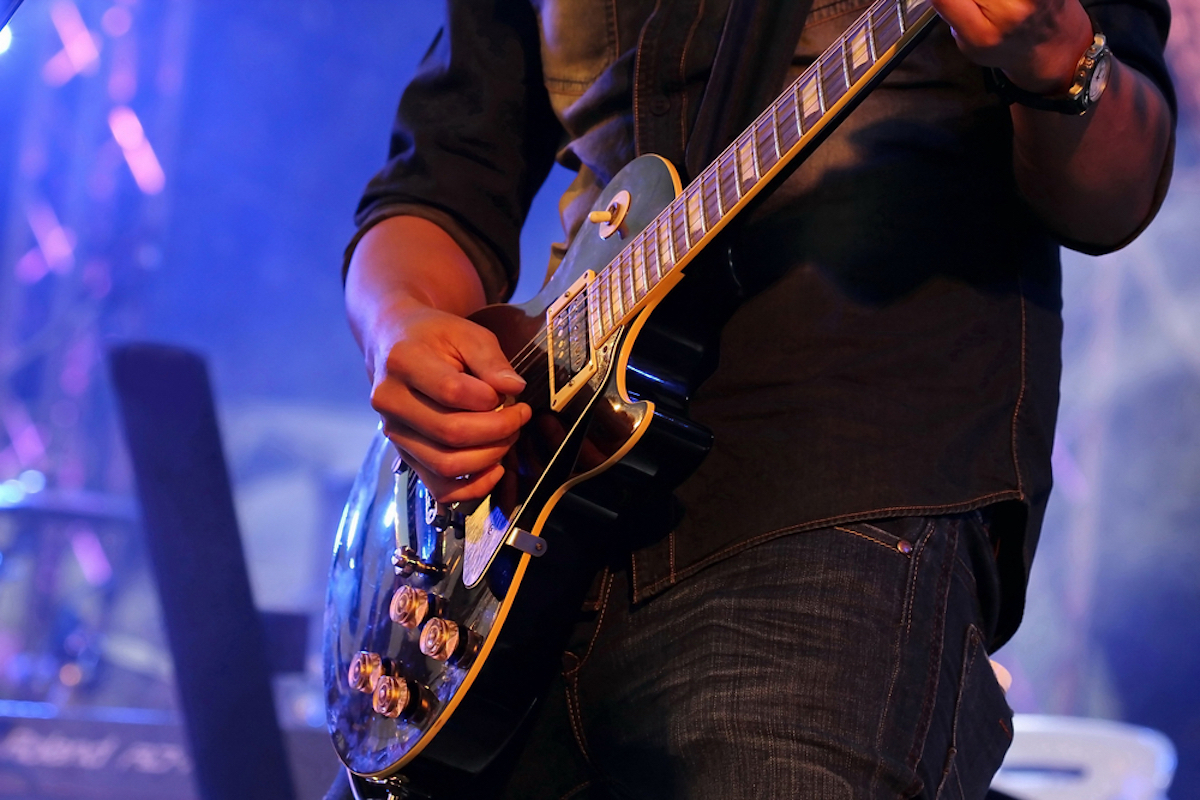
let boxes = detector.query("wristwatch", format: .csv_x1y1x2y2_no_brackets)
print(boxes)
986,22,1113,116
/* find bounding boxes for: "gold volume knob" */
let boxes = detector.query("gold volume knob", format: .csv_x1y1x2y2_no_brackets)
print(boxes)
372,675,411,719
419,618,460,662
347,651,383,694
389,586,430,629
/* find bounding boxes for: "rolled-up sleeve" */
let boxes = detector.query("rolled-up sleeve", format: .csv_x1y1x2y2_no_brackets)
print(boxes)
346,1,565,301
1084,0,1175,116
1060,0,1177,254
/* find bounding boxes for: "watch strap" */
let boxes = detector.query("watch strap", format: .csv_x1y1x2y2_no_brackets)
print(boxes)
985,19,1110,116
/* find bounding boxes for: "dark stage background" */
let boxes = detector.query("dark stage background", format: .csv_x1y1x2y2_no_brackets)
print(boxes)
0,1,1197,797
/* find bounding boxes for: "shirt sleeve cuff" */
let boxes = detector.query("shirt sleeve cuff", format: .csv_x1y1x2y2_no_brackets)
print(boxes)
342,204,513,303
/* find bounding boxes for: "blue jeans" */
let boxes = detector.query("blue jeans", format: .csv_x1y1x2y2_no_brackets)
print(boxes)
329,513,1013,799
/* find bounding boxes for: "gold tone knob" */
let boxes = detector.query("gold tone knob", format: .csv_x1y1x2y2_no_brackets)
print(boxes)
389,586,430,629
348,651,383,694
588,210,613,224
372,675,411,719
419,618,460,662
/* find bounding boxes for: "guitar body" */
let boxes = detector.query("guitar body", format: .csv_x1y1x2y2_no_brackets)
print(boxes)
324,154,724,794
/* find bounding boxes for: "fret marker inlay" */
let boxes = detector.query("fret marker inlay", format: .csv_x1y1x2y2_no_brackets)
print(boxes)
801,77,820,118
851,28,869,68
737,137,758,186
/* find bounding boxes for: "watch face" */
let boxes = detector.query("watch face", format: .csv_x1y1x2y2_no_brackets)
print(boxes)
1090,55,1112,103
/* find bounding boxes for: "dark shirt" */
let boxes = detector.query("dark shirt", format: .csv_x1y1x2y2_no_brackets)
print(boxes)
349,0,1174,646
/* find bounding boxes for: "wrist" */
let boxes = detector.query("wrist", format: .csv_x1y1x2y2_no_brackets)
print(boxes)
988,15,1113,117
997,4,1094,95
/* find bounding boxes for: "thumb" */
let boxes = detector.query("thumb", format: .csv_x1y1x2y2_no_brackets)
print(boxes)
456,328,528,399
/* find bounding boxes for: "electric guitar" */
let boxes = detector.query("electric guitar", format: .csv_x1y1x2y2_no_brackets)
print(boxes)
325,1,939,795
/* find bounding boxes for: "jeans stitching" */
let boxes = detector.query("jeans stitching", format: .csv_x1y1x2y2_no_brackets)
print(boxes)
869,518,935,795
565,570,615,678
935,625,982,799
1009,290,1028,497
562,575,615,770
833,525,911,553
632,492,1020,600
564,675,593,766
668,529,677,583
910,522,958,774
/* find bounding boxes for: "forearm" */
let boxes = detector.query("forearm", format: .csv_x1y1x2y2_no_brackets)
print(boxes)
931,0,1173,250
1011,55,1172,248
345,215,489,365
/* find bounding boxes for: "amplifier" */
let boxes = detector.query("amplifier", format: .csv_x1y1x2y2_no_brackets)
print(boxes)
0,705,338,800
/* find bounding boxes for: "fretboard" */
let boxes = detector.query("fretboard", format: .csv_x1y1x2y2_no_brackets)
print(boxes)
582,0,938,348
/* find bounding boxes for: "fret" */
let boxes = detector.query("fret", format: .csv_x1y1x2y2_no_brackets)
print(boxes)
815,63,828,116
897,0,907,34
872,1,902,52
735,134,758,195
588,285,601,347
631,238,648,300
798,69,823,133
598,267,613,333
618,250,636,313
670,199,690,252
846,17,873,84
865,9,878,63
608,264,625,322
778,92,801,153
839,35,852,89
717,151,740,210
685,185,707,246
701,167,723,220
820,46,849,108
754,114,779,174
770,103,782,160
645,222,663,282
900,0,930,36
657,214,677,268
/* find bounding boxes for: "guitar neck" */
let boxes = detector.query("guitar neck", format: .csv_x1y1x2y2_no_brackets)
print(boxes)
582,0,939,346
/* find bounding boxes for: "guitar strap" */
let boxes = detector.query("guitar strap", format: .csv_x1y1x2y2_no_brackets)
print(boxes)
685,0,816,178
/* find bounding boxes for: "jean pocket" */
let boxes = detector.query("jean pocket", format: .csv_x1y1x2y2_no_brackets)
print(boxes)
935,625,1014,799
835,517,931,556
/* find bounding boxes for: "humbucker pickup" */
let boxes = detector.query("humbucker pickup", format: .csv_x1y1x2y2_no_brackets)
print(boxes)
546,271,598,411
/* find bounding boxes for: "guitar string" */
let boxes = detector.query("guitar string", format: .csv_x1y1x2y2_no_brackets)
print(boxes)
482,0,921,402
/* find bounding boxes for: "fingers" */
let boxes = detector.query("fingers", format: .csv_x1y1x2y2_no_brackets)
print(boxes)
385,420,519,484
455,328,529,399
385,318,528,413
367,307,533,502
930,0,1092,87
373,378,531,449
404,460,506,504
930,0,998,52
